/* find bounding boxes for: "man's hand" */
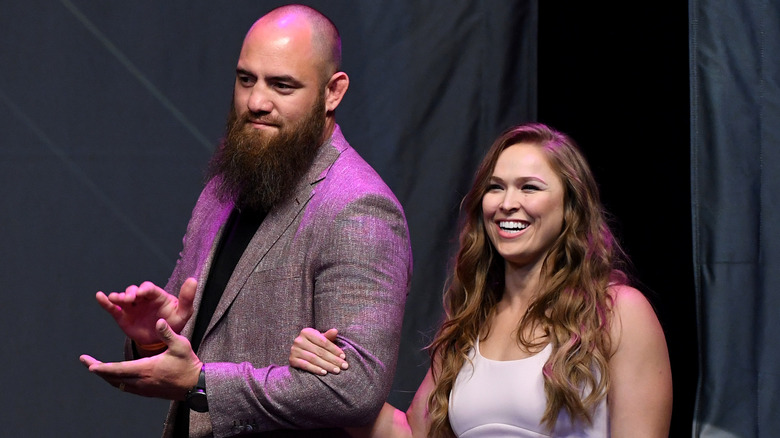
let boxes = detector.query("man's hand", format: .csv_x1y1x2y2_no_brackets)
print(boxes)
79,318,203,400
95,278,197,346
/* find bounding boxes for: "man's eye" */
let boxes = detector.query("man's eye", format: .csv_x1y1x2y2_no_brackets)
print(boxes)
238,76,255,86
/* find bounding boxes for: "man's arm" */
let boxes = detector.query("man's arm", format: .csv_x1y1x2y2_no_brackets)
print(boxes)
289,328,434,438
205,192,412,435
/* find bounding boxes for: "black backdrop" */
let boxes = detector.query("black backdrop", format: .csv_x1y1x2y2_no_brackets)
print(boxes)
0,1,698,437
538,3,695,436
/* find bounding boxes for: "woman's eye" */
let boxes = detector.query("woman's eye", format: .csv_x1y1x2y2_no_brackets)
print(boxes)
522,184,540,191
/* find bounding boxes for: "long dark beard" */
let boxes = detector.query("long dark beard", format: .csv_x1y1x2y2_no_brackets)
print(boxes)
207,94,326,211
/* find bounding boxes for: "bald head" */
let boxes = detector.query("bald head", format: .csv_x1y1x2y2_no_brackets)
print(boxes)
250,4,342,82
232,4,349,144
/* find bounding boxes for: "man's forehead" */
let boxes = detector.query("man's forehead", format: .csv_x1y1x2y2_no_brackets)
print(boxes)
241,21,316,58
237,34,322,80
247,12,313,42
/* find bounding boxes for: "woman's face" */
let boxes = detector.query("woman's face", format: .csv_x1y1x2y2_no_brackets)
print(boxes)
481,142,565,269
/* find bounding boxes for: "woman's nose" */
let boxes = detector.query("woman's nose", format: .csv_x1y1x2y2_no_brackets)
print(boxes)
499,191,521,211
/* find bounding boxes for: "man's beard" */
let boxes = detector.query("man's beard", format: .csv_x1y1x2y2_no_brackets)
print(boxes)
207,95,326,212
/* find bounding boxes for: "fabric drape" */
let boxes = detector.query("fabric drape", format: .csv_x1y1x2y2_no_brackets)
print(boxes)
690,0,780,436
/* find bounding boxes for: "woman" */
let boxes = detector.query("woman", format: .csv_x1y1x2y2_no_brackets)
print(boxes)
289,123,672,437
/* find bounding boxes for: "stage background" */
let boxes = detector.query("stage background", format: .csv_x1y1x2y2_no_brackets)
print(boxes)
0,1,712,436
689,0,780,436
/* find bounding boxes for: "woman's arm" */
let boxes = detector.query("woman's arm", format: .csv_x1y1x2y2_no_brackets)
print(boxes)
349,367,435,438
405,366,436,437
607,285,673,437
289,328,436,438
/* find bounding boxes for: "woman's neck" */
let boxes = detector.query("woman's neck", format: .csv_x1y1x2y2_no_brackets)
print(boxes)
502,258,545,309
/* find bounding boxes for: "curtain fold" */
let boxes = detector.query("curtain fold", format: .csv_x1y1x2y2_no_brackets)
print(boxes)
690,0,780,436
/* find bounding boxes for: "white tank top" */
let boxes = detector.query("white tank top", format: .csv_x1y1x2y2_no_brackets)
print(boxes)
449,340,608,437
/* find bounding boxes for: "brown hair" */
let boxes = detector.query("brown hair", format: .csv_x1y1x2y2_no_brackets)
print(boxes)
426,122,628,436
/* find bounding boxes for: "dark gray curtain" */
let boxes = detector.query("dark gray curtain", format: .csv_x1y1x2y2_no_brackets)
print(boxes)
0,1,536,435
690,0,780,436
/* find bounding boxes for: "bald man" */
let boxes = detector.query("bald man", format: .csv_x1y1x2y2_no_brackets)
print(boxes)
80,5,412,437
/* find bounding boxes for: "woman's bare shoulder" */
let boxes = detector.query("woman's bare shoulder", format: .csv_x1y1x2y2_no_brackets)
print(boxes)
607,284,664,353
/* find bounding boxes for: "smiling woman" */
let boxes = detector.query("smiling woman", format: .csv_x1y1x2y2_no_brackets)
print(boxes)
288,122,673,437
482,142,566,271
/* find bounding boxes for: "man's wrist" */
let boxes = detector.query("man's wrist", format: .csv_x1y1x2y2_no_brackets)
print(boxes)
130,339,167,359
186,363,208,412
135,340,167,352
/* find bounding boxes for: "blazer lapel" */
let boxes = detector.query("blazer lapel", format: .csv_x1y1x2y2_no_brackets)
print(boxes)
178,199,233,341
201,131,343,340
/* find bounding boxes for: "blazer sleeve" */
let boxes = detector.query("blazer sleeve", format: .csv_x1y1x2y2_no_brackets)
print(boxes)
204,190,413,436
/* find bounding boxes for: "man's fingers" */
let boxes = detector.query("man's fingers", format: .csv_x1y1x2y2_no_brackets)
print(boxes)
95,292,121,316
135,281,162,299
79,354,101,368
116,285,138,302
155,318,195,356
80,355,130,390
177,278,197,319
84,355,153,378
105,287,139,306
156,319,175,343
138,281,158,291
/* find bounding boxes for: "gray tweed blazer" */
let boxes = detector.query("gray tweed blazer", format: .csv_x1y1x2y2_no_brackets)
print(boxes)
158,126,412,437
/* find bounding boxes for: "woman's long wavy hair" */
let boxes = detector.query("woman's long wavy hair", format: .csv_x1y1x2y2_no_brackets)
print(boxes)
426,123,629,437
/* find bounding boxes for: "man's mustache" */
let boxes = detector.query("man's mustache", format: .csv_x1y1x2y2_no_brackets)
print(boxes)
243,113,283,127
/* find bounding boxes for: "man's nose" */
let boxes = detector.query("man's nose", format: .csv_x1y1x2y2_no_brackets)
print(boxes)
247,86,273,114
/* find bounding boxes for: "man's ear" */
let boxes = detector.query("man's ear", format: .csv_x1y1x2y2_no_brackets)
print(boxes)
324,71,349,112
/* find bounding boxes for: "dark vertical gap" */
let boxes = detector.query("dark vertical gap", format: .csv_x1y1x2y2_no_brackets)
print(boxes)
538,4,696,436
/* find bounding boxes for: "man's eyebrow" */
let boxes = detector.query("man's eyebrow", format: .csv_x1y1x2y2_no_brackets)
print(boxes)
234,69,304,87
236,68,254,77
266,74,303,86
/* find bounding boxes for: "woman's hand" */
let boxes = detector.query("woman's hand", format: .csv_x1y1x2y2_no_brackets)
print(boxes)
289,328,349,375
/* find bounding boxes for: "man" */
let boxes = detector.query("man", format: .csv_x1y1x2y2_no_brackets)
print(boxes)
80,5,412,437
